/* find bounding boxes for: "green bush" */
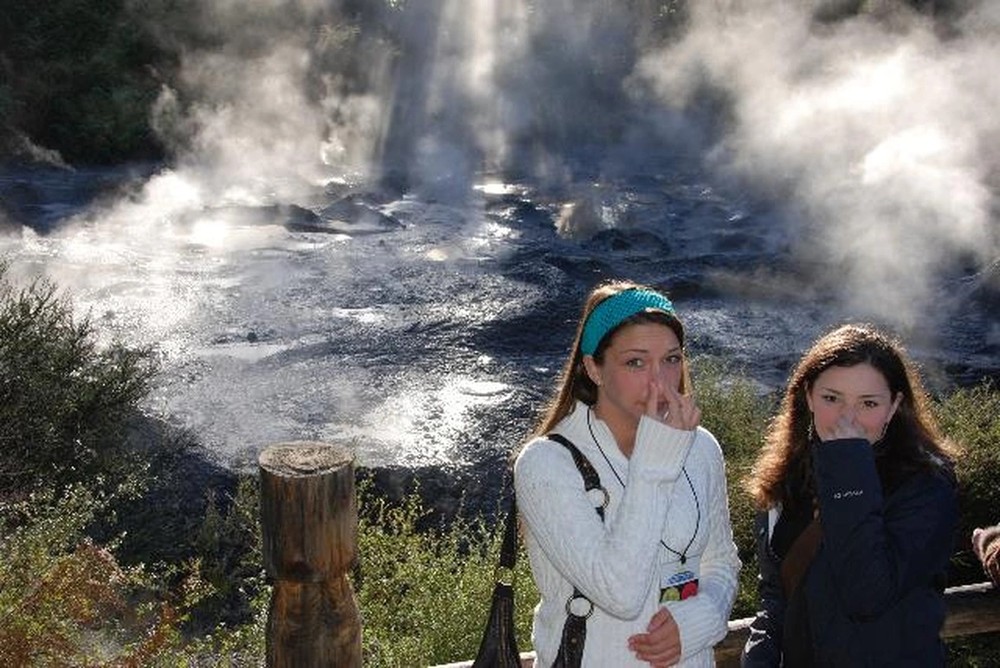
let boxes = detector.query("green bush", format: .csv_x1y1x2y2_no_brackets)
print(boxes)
0,263,158,496
0,482,215,666
158,473,269,667
935,383,1000,579
0,484,128,665
0,265,219,665
0,0,170,162
691,356,777,618
6,542,132,663
188,475,267,634
354,482,534,667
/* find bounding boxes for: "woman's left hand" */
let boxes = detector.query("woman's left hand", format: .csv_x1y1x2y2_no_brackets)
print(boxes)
820,415,868,442
628,607,681,667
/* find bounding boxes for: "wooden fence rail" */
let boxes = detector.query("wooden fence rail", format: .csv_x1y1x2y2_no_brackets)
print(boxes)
258,441,1000,668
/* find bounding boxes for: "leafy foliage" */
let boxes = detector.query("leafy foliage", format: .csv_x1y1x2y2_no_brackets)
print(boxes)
354,482,534,666
691,356,777,617
934,382,1000,579
0,483,214,667
0,264,157,496
0,0,170,162
0,485,119,666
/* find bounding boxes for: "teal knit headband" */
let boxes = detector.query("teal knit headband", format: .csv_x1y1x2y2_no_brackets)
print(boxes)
580,289,676,355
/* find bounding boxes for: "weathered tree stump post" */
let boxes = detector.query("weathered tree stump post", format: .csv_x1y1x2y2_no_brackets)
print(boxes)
259,441,361,667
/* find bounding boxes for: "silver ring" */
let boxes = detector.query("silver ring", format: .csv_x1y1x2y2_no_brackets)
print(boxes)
565,593,595,618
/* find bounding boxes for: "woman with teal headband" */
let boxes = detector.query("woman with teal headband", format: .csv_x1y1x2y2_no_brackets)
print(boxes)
514,280,740,666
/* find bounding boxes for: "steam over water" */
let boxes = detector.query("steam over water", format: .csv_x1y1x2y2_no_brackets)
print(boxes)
2,0,999,485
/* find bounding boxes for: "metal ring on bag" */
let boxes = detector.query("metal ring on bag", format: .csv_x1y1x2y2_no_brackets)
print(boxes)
586,485,610,511
565,592,594,619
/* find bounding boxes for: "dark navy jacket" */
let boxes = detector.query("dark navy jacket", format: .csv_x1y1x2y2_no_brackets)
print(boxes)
741,438,958,667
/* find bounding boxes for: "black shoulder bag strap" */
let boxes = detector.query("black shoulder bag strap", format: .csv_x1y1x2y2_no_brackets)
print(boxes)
548,433,607,668
472,433,606,668
471,468,522,668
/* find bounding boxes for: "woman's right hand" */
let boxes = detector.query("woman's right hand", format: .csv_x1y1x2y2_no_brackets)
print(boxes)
973,526,1000,587
646,379,700,431
628,606,681,667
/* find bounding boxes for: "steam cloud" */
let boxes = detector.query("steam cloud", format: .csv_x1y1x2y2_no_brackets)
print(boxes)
137,0,999,328
634,0,1000,327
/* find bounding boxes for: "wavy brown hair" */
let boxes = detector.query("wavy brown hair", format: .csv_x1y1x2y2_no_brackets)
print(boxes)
528,279,690,440
744,323,960,511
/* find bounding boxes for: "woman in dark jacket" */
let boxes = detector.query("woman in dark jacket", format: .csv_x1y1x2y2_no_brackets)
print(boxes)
741,324,960,667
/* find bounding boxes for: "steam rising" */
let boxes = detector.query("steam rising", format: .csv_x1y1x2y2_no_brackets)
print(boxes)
634,0,1000,325
138,0,998,326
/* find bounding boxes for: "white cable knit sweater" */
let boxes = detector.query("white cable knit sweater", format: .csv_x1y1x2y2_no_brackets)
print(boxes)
514,401,740,667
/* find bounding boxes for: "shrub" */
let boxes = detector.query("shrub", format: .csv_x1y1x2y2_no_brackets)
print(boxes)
934,382,1000,580
0,0,170,162
188,474,267,633
0,485,118,666
691,356,777,617
0,263,157,497
0,483,213,666
104,472,268,667
353,482,534,667
0,265,213,663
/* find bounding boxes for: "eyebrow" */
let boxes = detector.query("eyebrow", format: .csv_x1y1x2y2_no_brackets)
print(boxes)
618,344,683,355
817,386,889,398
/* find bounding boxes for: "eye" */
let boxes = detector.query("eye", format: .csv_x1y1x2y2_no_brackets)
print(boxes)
862,399,880,409
626,358,644,369
665,354,683,366
820,393,839,404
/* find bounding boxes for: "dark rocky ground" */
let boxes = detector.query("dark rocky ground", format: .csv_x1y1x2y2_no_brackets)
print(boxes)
111,411,493,570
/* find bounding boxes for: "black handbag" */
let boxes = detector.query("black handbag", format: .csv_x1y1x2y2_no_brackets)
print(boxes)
471,434,605,668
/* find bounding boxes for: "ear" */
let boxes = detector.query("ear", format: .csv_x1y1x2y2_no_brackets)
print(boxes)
804,385,814,412
582,355,602,387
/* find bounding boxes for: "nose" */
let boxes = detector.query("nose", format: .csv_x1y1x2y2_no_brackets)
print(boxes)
654,363,679,392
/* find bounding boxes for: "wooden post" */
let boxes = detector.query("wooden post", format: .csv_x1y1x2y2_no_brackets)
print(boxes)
259,441,361,667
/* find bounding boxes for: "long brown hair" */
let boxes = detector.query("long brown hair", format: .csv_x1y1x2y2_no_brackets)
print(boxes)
529,279,690,440
745,323,960,511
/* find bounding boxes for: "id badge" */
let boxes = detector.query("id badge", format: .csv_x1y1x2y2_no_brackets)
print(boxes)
659,556,700,603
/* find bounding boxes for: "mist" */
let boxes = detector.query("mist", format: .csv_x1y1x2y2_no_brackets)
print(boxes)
124,0,1000,329
634,0,1000,327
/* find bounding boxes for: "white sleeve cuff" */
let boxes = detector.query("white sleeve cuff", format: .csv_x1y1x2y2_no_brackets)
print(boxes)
629,415,694,483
